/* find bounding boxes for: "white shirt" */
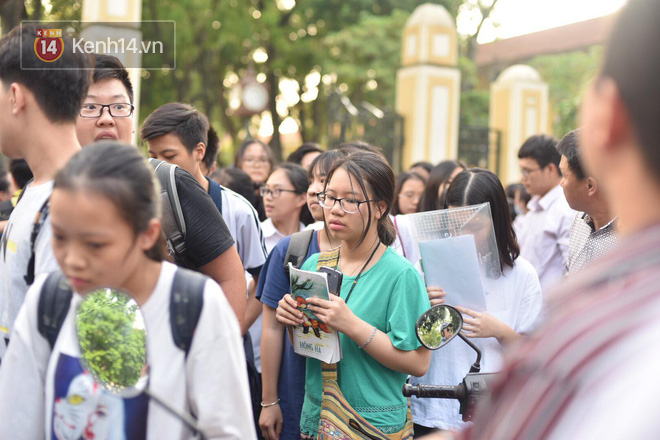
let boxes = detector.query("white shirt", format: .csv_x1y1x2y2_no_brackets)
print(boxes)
517,185,576,293
0,181,59,358
216,185,267,273
410,257,543,431
260,218,305,254
0,262,256,440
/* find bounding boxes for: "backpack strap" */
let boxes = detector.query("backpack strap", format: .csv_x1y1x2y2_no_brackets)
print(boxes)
283,228,315,275
24,197,50,286
37,272,73,350
14,178,33,206
148,159,195,269
170,268,207,358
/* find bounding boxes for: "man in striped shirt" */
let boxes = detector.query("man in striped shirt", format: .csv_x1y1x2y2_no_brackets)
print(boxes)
440,1,660,438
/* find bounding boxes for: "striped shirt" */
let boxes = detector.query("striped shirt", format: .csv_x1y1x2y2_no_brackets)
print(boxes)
464,223,660,440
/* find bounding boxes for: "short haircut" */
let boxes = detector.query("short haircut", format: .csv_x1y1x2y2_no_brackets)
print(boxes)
600,0,660,181
93,54,134,103
287,142,323,164
0,24,93,122
203,125,220,172
556,129,585,180
141,103,209,154
9,159,33,189
518,134,561,173
212,168,257,206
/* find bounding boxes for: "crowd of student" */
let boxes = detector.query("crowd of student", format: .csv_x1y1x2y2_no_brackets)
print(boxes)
0,0,659,437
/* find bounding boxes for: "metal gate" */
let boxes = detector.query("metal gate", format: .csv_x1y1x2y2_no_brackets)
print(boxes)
457,126,502,175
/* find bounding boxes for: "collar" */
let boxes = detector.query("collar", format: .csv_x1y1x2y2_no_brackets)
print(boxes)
261,218,305,239
581,212,617,233
528,185,563,212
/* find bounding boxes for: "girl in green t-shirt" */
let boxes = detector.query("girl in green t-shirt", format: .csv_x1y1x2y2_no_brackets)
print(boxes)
276,150,431,438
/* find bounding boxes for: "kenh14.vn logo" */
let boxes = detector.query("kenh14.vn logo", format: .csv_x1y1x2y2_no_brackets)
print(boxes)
34,28,63,62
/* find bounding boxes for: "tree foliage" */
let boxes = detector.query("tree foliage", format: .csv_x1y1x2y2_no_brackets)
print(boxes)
76,289,147,392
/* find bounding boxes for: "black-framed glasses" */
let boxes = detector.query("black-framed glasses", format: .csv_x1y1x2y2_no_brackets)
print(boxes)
520,167,542,178
260,186,298,198
317,192,378,214
80,103,135,118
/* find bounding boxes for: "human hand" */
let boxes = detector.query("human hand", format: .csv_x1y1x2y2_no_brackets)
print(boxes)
306,296,356,334
454,306,508,340
259,404,283,440
427,286,446,306
276,294,304,326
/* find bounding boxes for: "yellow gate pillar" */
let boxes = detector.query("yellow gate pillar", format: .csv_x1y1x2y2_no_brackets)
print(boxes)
81,0,143,144
490,65,549,184
396,4,461,170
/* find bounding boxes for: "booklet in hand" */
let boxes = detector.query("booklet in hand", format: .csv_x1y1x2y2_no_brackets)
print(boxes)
288,263,342,363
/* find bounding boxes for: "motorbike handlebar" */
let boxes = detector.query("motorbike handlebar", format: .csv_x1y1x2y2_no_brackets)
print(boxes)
402,383,465,400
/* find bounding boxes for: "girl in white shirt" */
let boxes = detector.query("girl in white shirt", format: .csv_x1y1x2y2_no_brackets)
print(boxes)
0,142,255,440
410,168,543,434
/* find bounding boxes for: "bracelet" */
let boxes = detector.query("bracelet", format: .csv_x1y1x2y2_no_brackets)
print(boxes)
359,326,377,350
261,399,280,407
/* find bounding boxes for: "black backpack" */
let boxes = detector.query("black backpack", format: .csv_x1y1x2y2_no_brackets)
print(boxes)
37,268,207,357
283,228,315,275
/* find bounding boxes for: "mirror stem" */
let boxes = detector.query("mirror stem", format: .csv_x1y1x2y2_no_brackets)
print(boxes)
145,388,206,440
458,332,481,373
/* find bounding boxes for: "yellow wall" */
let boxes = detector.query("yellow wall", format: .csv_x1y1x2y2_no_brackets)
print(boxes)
397,74,418,169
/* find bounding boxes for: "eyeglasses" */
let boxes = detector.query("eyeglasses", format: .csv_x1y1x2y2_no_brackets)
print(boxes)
260,186,298,198
399,192,422,201
520,167,542,178
243,157,269,165
80,103,134,118
317,192,379,214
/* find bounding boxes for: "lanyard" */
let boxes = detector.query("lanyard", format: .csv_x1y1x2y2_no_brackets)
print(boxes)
341,242,381,304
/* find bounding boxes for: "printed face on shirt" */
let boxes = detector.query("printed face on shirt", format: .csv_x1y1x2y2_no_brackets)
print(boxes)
559,155,589,211
323,167,383,246
50,188,159,294
76,78,134,147
263,168,306,224
147,132,203,177
239,142,271,184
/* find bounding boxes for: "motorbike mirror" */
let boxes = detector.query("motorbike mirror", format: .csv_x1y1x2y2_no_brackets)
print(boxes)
415,304,463,349
75,288,148,398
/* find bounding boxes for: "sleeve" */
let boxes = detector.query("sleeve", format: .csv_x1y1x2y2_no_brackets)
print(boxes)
385,266,430,351
186,280,256,440
556,208,575,270
257,238,292,308
175,169,235,268
514,262,544,335
0,275,51,440
232,195,267,274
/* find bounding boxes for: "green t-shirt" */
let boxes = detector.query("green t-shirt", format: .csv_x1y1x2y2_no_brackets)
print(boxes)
299,247,430,436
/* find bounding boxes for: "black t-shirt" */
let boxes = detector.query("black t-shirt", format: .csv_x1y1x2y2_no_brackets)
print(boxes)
174,168,234,268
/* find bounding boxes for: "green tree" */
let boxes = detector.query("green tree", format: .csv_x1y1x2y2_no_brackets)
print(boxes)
76,290,147,392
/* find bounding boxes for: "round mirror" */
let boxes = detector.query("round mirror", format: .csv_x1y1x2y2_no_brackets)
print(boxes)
76,288,148,397
415,305,463,349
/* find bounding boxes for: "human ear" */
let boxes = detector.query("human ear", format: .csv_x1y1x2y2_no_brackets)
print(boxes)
138,218,162,252
10,83,26,115
586,177,598,197
374,200,387,220
598,78,633,153
194,142,206,161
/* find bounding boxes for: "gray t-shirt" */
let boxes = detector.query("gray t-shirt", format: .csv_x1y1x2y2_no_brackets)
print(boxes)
0,181,59,357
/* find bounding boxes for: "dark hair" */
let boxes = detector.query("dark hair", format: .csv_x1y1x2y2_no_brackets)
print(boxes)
271,162,313,225
505,183,523,220
0,170,9,193
211,168,258,206
419,160,466,212
555,129,585,180
0,24,92,122
336,141,386,159
141,103,209,154
204,126,220,173
93,54,134,104
410,161,433,174
53,141,166,262
324,151,396,246
445,168,519,271
393,171,426,215
9,159,33,189
517,134,561,174
601,0,660,182
234,139,275,171
287,142,323,164
308,149,352,181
